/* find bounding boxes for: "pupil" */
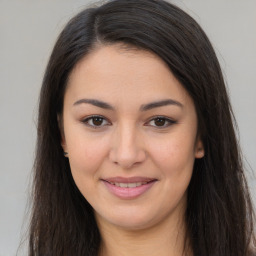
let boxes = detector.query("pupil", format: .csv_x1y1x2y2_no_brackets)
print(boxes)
155,118,165,126
93,117,103,126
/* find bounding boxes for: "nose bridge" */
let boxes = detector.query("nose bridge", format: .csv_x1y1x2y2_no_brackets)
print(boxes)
109,120,145,168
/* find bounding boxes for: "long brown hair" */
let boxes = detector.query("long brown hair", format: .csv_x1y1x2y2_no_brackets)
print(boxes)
29,0,255,255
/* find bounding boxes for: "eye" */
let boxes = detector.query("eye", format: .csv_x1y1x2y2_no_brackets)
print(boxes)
82,115,111,128
145,116,176,128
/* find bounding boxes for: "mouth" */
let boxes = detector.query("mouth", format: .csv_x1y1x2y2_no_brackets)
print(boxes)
104,180,155,188
101,177,158,199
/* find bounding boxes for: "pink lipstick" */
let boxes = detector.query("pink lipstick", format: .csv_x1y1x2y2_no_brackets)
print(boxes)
101,176,157,199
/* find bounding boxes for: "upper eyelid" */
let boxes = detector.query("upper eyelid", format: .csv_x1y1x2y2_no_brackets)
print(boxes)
81,115,174,121
81,115,112,127
145,115,176,123
82,115,110,121
148,115,174,120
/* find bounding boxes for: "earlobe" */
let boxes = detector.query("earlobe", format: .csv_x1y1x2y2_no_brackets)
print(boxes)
61,140,68,155
195,139,205,159
57,114,67,153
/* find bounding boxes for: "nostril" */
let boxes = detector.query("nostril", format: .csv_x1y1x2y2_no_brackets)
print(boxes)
108,136,147,168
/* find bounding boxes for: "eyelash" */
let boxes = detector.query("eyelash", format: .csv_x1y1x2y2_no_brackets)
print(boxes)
81,115,177,129
146,116,177,128
81,115,111,129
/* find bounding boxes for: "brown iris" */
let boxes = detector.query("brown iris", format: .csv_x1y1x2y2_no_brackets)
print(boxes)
92,117,104,126
154,118,166,126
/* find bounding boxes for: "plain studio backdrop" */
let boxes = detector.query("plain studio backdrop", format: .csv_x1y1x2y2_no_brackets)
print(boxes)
0,0,255,255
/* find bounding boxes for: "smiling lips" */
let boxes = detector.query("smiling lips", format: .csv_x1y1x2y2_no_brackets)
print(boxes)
101,176,157,199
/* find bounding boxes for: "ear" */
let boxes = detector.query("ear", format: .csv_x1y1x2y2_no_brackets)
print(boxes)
194,137,205,159
57,114,68,153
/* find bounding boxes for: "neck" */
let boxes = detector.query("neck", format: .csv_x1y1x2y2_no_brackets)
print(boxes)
97,209,192,256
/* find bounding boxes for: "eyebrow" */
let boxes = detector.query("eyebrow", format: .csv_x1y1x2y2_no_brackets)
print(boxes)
73,98,183,111
73,98,114,110
140,99,183,111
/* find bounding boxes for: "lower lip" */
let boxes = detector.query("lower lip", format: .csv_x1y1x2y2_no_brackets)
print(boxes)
102,180,156,199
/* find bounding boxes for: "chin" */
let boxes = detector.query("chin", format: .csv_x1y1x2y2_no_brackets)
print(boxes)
95,205,168,231
110,216,156,231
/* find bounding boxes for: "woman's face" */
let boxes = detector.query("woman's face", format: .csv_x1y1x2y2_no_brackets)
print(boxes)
61,44,204,231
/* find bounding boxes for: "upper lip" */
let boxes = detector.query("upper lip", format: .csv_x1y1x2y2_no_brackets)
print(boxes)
101,176,157,183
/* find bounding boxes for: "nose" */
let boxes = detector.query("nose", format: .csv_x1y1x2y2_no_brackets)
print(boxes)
109,122,146,169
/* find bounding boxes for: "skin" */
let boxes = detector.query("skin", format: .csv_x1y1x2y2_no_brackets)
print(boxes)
61,44,204,256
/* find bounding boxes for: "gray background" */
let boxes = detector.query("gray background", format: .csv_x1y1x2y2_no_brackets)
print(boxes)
0,0,255,255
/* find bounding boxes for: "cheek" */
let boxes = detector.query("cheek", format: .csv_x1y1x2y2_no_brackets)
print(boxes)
65,131,109,189
148,132,196,176
149,134,196,208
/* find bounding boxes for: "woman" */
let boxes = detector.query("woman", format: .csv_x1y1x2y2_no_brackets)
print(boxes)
29,0,255,255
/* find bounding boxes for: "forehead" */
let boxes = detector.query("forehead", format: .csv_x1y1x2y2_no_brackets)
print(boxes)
65,44,191,108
